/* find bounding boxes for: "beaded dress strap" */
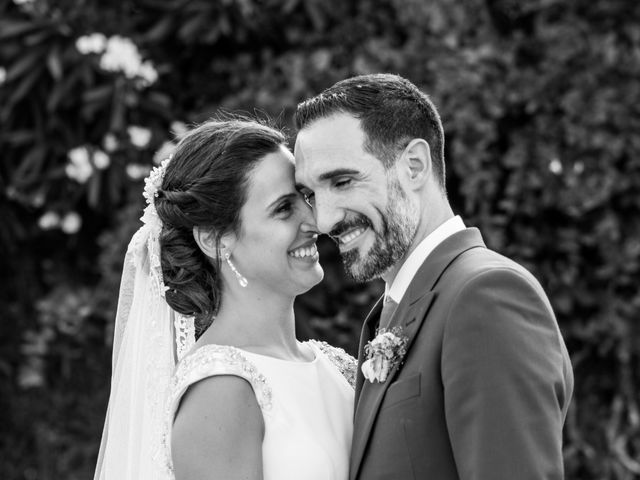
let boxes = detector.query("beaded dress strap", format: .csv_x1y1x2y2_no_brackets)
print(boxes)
167,344,273,411
162,344,272,474
308,340,357,388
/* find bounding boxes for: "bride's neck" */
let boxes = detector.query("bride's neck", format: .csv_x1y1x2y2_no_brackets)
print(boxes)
198,288,300,357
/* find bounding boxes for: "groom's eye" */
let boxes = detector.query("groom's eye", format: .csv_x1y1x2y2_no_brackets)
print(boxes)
334,178,352,188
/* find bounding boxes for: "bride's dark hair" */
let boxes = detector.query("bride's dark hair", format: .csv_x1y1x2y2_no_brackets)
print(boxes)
154,117,286,329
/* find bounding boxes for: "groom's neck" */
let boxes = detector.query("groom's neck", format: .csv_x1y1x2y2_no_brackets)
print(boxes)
381,199,454,287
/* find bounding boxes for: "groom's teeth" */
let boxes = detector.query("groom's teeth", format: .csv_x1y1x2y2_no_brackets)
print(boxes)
340,228,366,244
289,244,318,258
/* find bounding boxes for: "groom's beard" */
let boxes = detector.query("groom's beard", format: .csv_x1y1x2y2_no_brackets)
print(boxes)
339,180,419,283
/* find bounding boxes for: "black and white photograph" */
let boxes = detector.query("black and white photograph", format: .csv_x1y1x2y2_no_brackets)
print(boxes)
1,1,638,479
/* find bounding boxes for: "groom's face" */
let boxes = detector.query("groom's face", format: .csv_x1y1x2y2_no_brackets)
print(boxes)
294,113,419,282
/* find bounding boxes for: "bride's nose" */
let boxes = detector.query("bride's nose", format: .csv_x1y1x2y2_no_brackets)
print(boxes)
300,205,319,235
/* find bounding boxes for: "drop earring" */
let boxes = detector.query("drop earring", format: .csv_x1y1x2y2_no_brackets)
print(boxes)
224,252,248,287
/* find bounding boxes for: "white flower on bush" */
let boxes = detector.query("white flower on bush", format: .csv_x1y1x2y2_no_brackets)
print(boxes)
102,133,119,152
170,121,188,137
126,163,151,180
101,36,158,86
128,125,152,148
61,212,82,234
75,33,107,55
549,158,563,175
137,60,159,88
99,36,140,77
154,140,176,165
0,66,6,85
38,211,60,230
66,146,93,183
573,161,584,174
32,192,45,208
18,360,44,389
93,149,110,170
75,33,158,88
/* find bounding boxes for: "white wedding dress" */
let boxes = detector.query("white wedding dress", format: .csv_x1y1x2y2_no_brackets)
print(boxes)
162,340,356,480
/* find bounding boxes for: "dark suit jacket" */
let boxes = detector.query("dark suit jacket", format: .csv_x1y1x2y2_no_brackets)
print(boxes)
350,228,574,480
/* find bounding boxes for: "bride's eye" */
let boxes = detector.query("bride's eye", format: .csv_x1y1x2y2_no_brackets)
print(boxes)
275,201,293,216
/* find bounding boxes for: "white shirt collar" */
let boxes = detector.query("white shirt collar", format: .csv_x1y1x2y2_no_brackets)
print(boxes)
385,216,465,304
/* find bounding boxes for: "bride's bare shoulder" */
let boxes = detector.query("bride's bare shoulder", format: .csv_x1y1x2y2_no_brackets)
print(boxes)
171,375,263,479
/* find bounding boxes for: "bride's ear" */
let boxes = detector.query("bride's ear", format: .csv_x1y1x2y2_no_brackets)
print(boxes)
193,226,216,258
193,226,236,260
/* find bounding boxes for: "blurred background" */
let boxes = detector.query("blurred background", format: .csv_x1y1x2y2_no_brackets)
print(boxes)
1,0,639,478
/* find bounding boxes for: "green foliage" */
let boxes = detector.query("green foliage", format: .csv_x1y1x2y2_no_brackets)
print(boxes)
1,0,639,478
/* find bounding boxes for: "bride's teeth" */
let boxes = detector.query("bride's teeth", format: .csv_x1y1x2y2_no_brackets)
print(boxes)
289,244,317,258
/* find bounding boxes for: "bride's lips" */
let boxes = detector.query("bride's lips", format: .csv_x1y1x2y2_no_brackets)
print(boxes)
287,240,319,263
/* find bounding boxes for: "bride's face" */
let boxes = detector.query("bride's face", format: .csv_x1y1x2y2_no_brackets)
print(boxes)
229,146,324,296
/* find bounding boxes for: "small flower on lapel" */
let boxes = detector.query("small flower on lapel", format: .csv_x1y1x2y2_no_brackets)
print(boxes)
361,326,408,383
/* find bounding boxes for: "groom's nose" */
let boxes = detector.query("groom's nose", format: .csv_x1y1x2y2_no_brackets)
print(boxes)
312,193,343,235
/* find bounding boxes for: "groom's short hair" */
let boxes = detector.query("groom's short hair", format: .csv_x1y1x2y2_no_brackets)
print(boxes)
294,73,446,190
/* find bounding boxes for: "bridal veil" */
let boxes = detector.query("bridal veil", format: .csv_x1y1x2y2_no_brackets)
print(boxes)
94,160,195,479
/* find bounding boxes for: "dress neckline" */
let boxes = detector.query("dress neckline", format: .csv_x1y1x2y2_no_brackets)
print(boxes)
193,341,319,366
233,341,319,365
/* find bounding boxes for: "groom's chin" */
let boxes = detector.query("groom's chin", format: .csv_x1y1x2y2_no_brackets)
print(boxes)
341,251,387,283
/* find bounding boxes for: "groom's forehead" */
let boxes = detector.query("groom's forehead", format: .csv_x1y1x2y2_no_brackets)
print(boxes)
295,113,364,150
294,117,371,182
295,133,364,165
294,141,363,181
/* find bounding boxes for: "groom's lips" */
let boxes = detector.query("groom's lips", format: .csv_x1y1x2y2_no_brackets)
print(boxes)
330,220,371,251
336,226,368,246
330,217,370,244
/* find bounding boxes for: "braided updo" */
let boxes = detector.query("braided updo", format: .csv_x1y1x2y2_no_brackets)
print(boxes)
154,118,286,326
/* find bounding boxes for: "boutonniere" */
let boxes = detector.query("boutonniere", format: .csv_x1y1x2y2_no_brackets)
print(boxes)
361,326,408,383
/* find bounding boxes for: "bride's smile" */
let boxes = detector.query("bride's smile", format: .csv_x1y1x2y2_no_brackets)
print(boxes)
228,146,324,296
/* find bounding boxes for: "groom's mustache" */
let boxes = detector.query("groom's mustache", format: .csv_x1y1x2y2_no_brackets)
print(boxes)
328,215,372,245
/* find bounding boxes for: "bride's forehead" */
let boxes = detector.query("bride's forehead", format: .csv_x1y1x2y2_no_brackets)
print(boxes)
245,154,295,196
252,150,294,179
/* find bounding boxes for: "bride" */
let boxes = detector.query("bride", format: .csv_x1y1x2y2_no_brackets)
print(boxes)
94,118,356,480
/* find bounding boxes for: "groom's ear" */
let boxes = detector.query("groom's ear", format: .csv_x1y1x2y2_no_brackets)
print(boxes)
399,138,432,188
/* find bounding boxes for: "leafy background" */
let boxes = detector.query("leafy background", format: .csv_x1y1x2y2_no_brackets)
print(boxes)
1,0,639,478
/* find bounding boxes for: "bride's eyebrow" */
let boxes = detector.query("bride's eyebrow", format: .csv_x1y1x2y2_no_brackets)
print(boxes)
266,192,297,210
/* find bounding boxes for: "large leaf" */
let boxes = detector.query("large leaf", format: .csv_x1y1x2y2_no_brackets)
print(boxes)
46,68,84,112
0,19,46,41
6,64,45,107
6,48,45,82
10,145,47,188
81,84,115,106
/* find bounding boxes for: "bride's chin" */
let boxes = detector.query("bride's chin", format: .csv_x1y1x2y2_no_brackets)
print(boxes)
295,271,324,293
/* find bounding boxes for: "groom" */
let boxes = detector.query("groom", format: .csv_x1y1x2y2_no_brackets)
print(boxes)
294,74,574,479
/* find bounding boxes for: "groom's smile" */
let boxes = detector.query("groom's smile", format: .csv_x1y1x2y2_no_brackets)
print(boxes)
336,226,367,247
330,216,373,251
294,113,418,282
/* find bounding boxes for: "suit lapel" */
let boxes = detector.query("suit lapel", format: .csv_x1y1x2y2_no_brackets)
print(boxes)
350,228,486,479
354,296,384,408
351,292,436,476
